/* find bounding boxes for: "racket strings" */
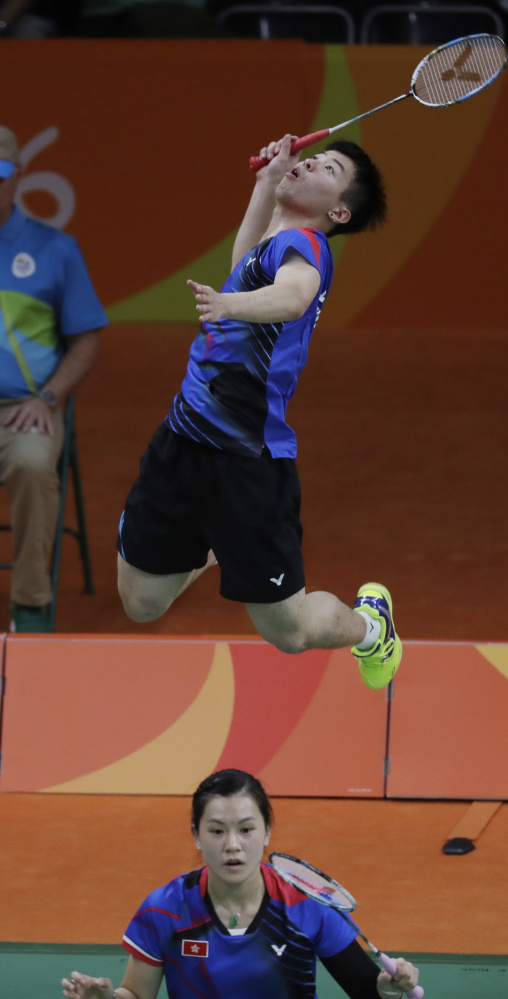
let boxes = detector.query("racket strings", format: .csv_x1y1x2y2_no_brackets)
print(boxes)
414,35,507,105
271,855,355,910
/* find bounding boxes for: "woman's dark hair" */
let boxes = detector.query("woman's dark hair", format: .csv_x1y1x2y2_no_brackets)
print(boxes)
326,139,387,236
192,769,274,830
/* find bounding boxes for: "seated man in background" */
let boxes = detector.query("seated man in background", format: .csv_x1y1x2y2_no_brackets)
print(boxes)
0,125,107,632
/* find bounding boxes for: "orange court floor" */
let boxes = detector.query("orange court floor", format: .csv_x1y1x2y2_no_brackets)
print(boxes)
1,793,507,954
0,320,507,956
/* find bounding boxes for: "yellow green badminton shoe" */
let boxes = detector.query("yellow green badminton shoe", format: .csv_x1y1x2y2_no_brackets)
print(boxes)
352,583,402,689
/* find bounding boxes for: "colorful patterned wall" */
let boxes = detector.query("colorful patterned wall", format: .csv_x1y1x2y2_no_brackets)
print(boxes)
1,636,507,798
1,39,507,330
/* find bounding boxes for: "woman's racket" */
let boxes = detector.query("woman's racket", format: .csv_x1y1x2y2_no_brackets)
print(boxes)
270,852,424,999
250,33,508,170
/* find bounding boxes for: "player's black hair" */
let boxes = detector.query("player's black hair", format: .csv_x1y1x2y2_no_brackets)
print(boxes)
192,769,274,830
325,140,387,236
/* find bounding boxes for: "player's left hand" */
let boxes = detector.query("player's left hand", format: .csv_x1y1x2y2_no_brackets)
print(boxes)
187,279,226,323
3,397,56,436
376,957,420,997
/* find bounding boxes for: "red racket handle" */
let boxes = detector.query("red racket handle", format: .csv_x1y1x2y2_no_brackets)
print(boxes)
379,953,424,999
249,129,332,171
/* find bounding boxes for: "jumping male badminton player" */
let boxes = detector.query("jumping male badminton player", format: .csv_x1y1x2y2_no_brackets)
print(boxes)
117,134,400,689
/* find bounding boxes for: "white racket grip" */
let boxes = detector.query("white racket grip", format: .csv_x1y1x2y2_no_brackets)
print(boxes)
379,953,424,998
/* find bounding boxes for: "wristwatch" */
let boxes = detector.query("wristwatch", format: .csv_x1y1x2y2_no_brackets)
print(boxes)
38,389,58,406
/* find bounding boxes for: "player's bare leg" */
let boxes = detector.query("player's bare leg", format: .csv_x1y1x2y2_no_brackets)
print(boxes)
247,584,402,689
117,550,217,623
178,549,218,595
246,587,366,655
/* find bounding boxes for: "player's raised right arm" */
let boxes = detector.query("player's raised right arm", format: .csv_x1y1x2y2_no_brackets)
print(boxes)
231,134,299,269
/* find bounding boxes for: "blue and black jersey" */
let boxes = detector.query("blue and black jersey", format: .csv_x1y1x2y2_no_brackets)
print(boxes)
122,863,362,999
167,228,333,458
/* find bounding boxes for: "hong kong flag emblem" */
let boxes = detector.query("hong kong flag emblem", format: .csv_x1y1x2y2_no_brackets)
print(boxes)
182,940,209,958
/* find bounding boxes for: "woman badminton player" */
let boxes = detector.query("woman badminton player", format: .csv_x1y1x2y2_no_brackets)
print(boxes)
62,769,420,999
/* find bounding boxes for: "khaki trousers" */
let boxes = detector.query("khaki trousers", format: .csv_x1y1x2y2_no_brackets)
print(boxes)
0,399,65,606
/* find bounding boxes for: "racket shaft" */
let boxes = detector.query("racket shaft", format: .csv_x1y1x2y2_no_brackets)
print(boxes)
378,952,424,999
249,93,411,171
344,914,424,997
328,92,411,132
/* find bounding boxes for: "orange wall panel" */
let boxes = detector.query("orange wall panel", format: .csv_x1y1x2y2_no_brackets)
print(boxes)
2,637,507,799
0,636,387,796
387,642,508,798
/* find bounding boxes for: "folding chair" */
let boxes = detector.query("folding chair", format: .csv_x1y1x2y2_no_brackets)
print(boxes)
216,3,356,43
360,3,504,45
0,393,94,631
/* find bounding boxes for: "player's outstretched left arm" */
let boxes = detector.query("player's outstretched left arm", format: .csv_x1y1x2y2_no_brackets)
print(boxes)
377,957,420,998
187,254,320,325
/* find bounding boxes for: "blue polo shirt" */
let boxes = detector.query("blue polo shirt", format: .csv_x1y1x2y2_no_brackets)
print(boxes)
0,205,107,399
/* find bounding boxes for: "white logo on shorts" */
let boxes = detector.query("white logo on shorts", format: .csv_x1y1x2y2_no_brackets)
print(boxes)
270,573,285,586
12,252,36,278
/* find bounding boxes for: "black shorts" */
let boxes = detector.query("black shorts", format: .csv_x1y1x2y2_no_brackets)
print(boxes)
117,424,305,603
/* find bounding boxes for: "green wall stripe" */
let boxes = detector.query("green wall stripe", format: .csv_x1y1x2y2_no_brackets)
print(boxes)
107,45,360,323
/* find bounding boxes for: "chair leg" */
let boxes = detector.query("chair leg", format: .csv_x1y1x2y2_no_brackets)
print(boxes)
49,394,95,631
49,398,74,631
69,428,95,595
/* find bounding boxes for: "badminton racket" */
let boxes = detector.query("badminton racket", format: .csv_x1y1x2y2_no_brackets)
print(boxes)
270,852,424,999
250,33,508,170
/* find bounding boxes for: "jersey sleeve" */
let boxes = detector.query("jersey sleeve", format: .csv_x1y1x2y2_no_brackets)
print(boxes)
57,236,108,336
263,228,328,279
122,888,172,967
310,903,359,960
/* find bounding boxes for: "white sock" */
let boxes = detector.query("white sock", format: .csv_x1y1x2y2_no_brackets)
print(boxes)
355,611,381,650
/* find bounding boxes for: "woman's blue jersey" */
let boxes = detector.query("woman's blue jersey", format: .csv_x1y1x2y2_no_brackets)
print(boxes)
122,863,357,999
